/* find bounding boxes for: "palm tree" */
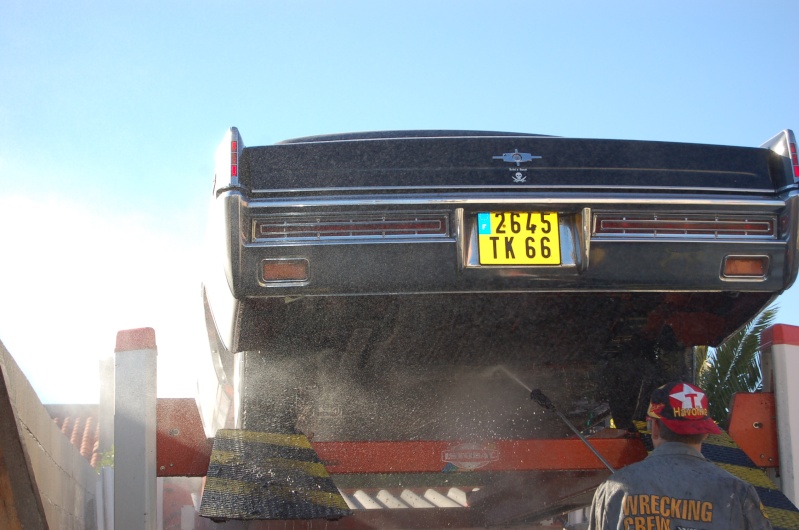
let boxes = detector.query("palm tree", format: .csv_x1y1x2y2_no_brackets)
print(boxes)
695,306,777,426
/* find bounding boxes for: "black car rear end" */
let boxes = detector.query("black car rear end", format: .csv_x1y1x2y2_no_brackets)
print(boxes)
200,128,799,435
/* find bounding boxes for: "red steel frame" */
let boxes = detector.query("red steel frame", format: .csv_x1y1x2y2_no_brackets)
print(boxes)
156,398,646,477
315,436,646,474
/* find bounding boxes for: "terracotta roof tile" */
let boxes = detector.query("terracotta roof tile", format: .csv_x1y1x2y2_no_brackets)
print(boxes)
46,404,100,466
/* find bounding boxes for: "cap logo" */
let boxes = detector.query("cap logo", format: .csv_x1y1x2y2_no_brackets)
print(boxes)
668,384,709,419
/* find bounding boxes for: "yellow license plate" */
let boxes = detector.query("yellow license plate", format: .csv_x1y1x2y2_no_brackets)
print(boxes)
477,212,561,265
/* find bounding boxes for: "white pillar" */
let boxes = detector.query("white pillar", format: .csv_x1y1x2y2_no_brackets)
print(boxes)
114,327,158,530
98,354,115,454
97,466,114,530
761,324,799,505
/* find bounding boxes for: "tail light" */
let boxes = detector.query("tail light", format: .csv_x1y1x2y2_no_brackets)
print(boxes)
231,139,238,178
213,127,244,194
593,214,776,239
253,213,449,241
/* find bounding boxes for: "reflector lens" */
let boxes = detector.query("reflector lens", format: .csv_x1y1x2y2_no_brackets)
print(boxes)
723,256,768,278
262,259,309,282
791,143,799,180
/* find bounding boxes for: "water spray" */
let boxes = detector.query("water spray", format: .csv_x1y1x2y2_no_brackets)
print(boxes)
494,366,616,473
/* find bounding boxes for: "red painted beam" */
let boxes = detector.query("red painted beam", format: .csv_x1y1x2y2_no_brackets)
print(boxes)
314,433,646,474
156,398,212,477
157,399,646,477
761,324,799,349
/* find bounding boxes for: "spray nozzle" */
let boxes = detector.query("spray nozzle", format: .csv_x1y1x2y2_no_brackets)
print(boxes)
530,389,555,411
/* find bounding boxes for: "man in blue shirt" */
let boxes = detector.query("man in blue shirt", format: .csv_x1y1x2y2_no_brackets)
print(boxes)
588,381,772,530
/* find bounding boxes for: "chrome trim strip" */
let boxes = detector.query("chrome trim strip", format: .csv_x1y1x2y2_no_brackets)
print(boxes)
593,238,786,246
251,184,775,195
581,208,591,271
241,196,785,209
464,216,478,267
277,134,554,145
455,208,466,272
776,183,799,194
243,238,455,250
781,194,799,290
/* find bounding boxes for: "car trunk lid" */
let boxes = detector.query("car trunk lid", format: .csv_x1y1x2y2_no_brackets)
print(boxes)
239,134,780,193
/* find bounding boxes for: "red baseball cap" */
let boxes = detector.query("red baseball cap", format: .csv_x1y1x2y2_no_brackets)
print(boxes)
646,381,722,435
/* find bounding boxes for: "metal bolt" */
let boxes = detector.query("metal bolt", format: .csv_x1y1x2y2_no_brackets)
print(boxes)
753,422,763,429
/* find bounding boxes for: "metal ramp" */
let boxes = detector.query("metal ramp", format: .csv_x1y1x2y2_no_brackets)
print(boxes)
703,432,799,530
199,429,351,521
196,429,647,527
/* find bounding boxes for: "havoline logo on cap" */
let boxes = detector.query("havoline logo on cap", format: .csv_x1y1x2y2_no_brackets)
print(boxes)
668,383,710,419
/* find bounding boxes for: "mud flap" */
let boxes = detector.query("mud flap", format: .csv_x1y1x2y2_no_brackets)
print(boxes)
199,429,351,521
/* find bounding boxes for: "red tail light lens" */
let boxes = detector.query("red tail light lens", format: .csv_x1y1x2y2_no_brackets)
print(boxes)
231,140,238,177
254,213,449,241
594,214,775,238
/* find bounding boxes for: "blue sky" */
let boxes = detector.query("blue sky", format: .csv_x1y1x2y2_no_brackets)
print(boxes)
1,1,798,403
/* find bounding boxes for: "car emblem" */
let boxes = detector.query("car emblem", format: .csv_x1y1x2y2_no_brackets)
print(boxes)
512,172,527,183
493,149,542,166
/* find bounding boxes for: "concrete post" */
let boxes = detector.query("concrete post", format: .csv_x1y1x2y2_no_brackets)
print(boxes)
114,328,158,530
98,355,115,454
761,324,799,505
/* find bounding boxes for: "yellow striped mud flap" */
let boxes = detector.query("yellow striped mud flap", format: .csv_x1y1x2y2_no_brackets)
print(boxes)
199,429,352,521
634,421,799,530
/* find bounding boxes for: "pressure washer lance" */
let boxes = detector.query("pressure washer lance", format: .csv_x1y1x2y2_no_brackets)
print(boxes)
491,366,616,473
530,388,616,474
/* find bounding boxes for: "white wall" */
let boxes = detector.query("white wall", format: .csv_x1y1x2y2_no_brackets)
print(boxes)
1,339,97,529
